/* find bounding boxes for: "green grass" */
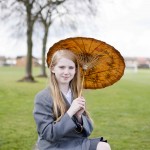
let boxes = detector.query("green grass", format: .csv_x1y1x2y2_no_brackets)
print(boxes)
0,67,150,150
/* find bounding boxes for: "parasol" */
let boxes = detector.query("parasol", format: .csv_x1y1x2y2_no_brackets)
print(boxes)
47,37,125,94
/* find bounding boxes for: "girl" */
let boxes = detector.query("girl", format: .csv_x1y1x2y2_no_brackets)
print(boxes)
33,50,111,150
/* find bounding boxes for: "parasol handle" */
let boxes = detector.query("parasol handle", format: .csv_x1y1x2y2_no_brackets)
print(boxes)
78,71,85,97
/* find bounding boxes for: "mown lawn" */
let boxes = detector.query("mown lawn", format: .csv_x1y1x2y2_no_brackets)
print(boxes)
0,67,150,150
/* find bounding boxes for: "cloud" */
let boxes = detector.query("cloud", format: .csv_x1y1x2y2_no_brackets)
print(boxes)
92,0,150,57
0,0,150,58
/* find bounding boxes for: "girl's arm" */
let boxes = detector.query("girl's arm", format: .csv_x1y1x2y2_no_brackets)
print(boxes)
33,93,76,142
81,115,93,136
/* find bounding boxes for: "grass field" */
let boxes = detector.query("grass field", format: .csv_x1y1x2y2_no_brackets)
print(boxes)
0,66,150,150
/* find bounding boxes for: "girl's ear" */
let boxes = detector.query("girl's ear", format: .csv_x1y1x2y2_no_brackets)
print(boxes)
51,66,55,73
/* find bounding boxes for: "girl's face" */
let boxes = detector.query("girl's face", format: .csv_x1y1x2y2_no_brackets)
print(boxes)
52,58,76,86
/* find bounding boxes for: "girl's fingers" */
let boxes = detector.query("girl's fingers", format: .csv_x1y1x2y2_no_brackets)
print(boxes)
76,98,85,103
72,99,86,110
78,103,85,109
77,101,85,106
74,99,85,104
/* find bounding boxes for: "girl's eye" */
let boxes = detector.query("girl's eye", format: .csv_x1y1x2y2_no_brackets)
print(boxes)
69,66,74,69
59,66,65,69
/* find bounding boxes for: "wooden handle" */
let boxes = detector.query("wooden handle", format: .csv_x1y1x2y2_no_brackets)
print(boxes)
78,72,85,97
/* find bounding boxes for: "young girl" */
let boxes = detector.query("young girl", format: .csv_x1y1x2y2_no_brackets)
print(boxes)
33,50,111,150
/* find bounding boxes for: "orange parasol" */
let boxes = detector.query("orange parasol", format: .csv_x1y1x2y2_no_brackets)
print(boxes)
47,37,125,93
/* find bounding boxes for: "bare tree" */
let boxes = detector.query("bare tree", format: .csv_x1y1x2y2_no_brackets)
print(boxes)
0,0,97,82
0,0,65,82
36,1,66,77
36,0,96,78
36,12,51,78
16,0,50,82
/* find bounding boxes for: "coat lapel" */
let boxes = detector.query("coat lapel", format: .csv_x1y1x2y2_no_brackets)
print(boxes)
61,92,71,109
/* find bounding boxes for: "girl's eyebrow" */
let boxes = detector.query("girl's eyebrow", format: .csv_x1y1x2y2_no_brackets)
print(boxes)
58,65,75,67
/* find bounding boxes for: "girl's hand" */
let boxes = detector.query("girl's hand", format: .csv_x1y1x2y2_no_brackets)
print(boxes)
75,97,86,123
67,97,85,117
75,108,85,117
75,97,86,116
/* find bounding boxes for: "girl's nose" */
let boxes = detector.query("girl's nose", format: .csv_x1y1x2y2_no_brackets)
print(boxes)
64,68,69,74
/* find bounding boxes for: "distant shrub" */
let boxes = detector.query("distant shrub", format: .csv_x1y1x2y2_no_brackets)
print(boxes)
138,64,150,69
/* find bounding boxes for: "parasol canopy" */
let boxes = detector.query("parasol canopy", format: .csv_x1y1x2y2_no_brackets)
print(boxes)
47,37,125,89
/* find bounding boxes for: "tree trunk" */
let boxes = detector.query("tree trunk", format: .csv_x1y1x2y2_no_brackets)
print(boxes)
19,3,35,82
24,23,35,81
37,25,48,78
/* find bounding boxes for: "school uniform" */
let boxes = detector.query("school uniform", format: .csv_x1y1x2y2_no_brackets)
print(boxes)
33,87,106,150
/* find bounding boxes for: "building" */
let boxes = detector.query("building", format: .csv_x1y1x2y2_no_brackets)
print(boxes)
124,57,150,69
0,56,6,66
16,56,40,67
0,56,16,66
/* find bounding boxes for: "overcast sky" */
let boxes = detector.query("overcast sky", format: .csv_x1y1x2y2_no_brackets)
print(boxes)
0,0,150,58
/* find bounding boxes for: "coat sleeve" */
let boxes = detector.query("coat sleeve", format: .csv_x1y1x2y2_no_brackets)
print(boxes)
82,115,93,136
33,92,76,142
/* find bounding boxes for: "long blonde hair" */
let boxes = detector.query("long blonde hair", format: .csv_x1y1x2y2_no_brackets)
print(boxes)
49,50,92,122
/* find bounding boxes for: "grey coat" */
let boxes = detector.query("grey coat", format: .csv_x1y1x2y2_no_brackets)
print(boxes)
33,87,100,150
